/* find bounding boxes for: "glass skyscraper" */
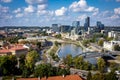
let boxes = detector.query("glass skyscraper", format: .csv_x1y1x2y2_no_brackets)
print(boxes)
84,17,90,31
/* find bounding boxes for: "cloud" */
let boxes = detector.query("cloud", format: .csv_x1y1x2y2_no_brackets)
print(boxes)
116,0,120,2
37,4,48,15
25,0,47,4
37,4,47,10
69,0,99,13
55,7,67,16
77,14,87,20
24,5,35,13
15,13,23,18
0,5,9,13
1,0,12,3
13,8,21,13
114,7,120,15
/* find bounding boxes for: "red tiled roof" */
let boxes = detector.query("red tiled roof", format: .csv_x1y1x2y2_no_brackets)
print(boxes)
0,44,27,55
17,75,84,80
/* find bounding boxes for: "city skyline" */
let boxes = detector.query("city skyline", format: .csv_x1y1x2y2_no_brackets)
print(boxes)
0,0,120,27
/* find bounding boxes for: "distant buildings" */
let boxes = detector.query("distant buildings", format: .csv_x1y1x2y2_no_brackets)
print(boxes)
0,44,28,56
60,25,71,33
84,17,90,31
72,21,80,34
52,24,60,33
97,21,104,30
103,41,120,51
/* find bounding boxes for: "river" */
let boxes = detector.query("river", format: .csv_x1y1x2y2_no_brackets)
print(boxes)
58,44,82,58
58,44,97,64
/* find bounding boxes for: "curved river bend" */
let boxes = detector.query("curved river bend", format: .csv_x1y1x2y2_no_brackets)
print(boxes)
58,44,97,64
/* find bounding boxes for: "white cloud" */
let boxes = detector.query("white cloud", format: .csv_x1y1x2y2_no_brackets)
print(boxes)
25,0,47,4
110,14,119,19
13,8,21,13
69,0,99,13
24,5,35,13
1,0,12,3
0,5,9,13
37,4,47,10
37,10,47,15
15,13,23,18
37,4,48,15
114,7,120,14
116,0,120,2
55,7,67,16
77,14,87,20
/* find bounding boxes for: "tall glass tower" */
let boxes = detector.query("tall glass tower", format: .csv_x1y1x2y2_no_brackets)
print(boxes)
72,21,80,34
84,17,90,31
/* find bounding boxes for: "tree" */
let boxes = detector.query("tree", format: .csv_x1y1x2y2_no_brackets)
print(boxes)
63,54,73,67
114,44,120,51
97,58,106,73
25,50,39,69
0,55,17,75
105,70,118,80
73,56,84,69
87,71,92,80
92,73,105,80
34,64,54,78
36,42,42,49
98,39,104,46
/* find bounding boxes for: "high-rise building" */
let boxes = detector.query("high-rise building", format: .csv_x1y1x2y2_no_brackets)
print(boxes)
60,25,71,33
97,21,104,30
72,21,80,34
52,24,60,32
84,17,90,31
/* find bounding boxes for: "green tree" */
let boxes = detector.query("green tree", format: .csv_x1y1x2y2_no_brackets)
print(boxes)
36,42,42,49
25,50,39,69
98,39,104,46
105,70,118,80
92,73,105,80
114,44,120,51
34,64,54,78
63,54,73,67
97,58,106,73
74,56,84,69
0,55,17,75
87,71,92,80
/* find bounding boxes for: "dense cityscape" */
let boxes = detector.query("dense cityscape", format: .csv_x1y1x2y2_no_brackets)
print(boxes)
0,0,120,80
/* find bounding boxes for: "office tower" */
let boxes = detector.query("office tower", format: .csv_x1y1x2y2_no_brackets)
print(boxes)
60,25,71,33
72,21,80,34
97,21,104,30
84,17,90,31
52,24,60,32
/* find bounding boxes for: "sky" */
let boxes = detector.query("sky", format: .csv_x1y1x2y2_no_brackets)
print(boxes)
0,0,120,27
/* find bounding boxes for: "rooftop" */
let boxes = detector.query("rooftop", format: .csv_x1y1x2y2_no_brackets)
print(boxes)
17,75,84,80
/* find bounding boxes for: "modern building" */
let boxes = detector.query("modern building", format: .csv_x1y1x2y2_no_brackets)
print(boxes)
60,25,71,33
72,21,80,34
52,24,60,32
97,21,104,30
84,17,90,31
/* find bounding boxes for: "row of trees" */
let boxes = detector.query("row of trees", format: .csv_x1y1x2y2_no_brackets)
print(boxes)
87,70,118,80
34,64,70,78
63,54,106,72
0,50,40,77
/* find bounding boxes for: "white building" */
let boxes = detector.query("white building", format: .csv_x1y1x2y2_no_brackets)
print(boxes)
108,31,116,38
103,41,120,51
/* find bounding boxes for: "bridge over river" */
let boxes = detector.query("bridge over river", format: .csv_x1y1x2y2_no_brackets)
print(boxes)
76,52,117,59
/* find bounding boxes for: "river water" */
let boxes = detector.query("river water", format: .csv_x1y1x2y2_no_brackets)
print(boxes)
58,44,97,64
58,44,82,58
